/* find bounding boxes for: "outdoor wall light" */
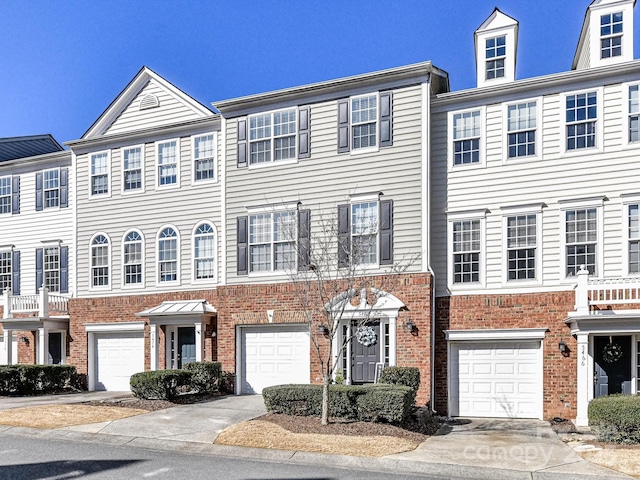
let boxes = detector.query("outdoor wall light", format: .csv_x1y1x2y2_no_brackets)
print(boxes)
406,320,416,333
558,340,568,354
19,336,29,345
317,325,329,336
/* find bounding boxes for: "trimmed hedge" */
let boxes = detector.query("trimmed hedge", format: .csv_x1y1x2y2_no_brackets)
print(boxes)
0,365,79,395
183,361,222,394
589,394,640,444
130,370,192,400
263,384,413,424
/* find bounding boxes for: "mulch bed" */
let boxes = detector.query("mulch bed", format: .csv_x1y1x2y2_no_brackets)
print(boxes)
83,393,223,412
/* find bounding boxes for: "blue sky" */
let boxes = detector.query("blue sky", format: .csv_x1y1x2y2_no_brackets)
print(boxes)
0,1,637,144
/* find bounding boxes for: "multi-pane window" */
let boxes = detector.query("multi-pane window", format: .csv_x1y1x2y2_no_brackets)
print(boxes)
506,215,537,281
193,134,215,180
352,95,377,150
158,227,178,282
486,36,506,80
600,12,623,59
0,177,11,214
90,152,109,195
629,85,639,143
0,251,11,291
157,140,178,186
453,220,480,283
453,111,481,165
249,110,296,165
507,102,536,158
44,247,60,292
194,223,215,280
566,208,597,276
249,212,295,272
352,202,378,265
91,235,109,287
123,231,143,285
566,92,597,150
44,169,59,208
628,205,640,274
123,147,142,191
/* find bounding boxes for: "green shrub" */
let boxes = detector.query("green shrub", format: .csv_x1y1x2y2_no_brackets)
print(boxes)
379,366,420,404
263,383,413,424
0,365,79,395
589,394,640,444
219,371,235,394
183,361,222,394
130,370,192,400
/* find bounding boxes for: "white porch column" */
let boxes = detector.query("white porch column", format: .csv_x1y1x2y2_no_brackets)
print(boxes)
39,287,49,318
575,267,590,315
2,329,13,365
149,324,159,371
575,332,591,427
37,327,48,364
388,315,397,366
195,322,203,362
3,289,12,319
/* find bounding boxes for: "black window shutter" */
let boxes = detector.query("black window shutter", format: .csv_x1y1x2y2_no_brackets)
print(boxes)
297,209,311,271
237,118,248,168
60,246,69,293
298,107,311,159
337,204,351,267
337,99,350,153
36,248,44,292
35,172,43,211
12,250,20,295
379,91,393,147
237,216,248,275
11,176,19,215
60,168,69,208
379,199,394,265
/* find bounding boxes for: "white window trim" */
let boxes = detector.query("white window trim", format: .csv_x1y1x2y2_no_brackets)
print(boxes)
558,196,605,282
623,81,640,147
561,87,603,157
156,224,180,286
121,144,145,195
0,247,13,292
447,209,488,290
191,132,217,184
121,229,145,289
485,35,506,80
247,205,298,277
350,199,380,269
155,139,180,190
448,106,486,171
0,175,12,215
247,108,298,168
42,168,61,210
191,221,217,284
502,97,542,164
500,203,544,286
350,92,380,156
89,150,111,198
89,232,111,291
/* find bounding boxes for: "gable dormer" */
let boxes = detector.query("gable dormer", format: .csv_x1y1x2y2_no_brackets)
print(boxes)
475,8,518,88
573,0,636,70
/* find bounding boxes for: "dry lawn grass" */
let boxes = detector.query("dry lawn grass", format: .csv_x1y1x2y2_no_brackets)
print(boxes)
580,448,640,478
0,404,147,429
215,419,419,457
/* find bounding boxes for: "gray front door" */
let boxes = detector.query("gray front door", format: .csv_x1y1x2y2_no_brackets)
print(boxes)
351,321,380,383
594,335,632,397
48,332,62,365
177,327,196,369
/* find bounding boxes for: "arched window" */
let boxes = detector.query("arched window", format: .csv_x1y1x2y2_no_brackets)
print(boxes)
123,230,143,286
194,223,215,280
158,227,178,283
91,234,110,287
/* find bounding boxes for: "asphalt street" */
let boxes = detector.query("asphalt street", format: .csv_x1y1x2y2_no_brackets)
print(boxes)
0,433,471,480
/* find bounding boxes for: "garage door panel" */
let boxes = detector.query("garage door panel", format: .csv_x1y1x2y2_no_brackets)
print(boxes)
95,332,144,391
496,363,515,375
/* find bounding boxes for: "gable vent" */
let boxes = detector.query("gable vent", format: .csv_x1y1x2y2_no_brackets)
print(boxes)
139,94,159,110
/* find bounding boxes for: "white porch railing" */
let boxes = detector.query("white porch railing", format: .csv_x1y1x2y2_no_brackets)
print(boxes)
574,266,640,315
2,288,69,319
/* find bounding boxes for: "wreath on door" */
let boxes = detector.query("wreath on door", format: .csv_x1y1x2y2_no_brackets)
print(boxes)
602,340,623,364
355,325,378,347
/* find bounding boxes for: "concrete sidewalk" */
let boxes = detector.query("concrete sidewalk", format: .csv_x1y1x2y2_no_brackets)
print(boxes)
0,392,631,480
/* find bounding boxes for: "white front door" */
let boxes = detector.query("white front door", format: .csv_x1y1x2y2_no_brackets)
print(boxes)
450,340,543,419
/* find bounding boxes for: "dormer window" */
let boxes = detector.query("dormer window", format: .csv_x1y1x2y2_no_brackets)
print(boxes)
600,12,623,59
485,36,506,80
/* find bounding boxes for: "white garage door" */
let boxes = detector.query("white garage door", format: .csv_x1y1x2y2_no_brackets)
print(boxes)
95,332,144,391
450,341,542,419
241,325,310,394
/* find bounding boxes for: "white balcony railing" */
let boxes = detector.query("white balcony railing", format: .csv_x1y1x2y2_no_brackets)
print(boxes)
574,266,640,315
2,288,69,319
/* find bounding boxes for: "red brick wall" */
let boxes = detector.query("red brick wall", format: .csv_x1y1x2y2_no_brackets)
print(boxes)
434,291,578,420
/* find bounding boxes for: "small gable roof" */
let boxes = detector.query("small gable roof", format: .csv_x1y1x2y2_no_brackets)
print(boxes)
474,7,519,53
81,66,214,139
0,134,64,163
